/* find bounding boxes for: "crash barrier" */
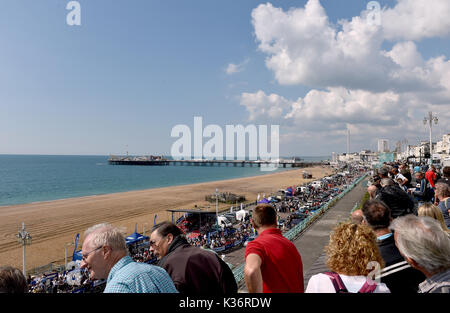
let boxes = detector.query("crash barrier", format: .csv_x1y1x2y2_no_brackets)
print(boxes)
232,172,369,285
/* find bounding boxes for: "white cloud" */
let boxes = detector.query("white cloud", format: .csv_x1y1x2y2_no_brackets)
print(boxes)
251,0,450,97
239,87,449,153
242,0,450,153
240,90,291,122
225,59,249,75
381,0,450,41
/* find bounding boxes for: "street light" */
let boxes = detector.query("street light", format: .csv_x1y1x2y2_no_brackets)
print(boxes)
423,111,438,165
64,242,74,269
142,222,149,236
216,188,219,230
16,222,32,276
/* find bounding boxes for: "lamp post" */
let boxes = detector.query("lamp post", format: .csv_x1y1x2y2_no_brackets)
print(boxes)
423,111,438,165
64,242,74,269
216,188,219,230
142,222,148,236
16,222,32,276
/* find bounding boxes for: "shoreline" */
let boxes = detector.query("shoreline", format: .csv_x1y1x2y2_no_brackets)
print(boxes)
0,166,297,209
0,165,332,271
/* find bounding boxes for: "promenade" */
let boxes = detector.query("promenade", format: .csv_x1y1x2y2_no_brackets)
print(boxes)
225,175,368,292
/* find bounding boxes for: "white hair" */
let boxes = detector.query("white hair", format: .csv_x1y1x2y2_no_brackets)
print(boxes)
390,215,450,274
380,178,394,187
84,223,127,252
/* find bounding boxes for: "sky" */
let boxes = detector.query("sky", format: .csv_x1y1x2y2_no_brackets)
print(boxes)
0,0,449,157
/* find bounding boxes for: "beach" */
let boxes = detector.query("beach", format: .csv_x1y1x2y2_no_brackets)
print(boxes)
0,165,332,271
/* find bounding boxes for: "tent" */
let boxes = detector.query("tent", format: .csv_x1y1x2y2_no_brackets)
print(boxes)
257,198,270,204
125,232,149,245
72,231,149,261
235,209,248,222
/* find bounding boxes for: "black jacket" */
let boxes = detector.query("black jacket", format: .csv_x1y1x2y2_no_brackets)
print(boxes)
376,185,415,218
157,236,238,294
378,234,425,293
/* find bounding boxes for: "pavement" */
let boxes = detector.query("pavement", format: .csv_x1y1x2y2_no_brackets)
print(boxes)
222,176,369,292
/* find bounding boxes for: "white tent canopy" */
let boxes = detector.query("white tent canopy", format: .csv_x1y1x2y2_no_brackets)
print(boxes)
236,209,248,222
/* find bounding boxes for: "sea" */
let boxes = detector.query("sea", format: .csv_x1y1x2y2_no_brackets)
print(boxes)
0,155,330,207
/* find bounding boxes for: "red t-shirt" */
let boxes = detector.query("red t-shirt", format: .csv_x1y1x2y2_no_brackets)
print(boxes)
245,228,304,293
425,170,437,188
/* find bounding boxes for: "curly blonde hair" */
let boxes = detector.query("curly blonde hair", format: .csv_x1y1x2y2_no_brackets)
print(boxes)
325,222,385,276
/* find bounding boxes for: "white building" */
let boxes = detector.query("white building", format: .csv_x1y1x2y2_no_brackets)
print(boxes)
378,139,389,153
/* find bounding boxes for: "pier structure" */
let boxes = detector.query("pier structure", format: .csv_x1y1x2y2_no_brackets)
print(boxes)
107,156,325,168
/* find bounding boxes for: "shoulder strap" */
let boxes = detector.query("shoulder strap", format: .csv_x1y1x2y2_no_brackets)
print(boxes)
358,279,377,293
323,272,348,293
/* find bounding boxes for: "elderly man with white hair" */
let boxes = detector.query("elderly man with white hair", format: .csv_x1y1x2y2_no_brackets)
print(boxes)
390,215,450,293
80,223,177,293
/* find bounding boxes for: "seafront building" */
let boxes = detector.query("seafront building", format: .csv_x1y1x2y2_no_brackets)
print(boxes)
337,150,378,164
377,139,389,153
396,133,450,165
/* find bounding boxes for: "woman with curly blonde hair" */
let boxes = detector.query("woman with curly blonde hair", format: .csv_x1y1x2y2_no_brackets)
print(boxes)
306,222,390,293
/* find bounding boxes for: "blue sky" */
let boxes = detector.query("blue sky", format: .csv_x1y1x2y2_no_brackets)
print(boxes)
1,0,449,156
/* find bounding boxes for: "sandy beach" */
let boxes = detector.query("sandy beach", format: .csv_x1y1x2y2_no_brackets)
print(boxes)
0,165,331,271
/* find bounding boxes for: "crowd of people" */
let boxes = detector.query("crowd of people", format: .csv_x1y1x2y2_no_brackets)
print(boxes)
1,163,448,294
276,166,366,230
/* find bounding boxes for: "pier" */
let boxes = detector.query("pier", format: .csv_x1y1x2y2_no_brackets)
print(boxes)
107,156,326,168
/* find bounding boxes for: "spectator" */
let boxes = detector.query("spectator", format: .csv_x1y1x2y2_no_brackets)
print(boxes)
0,266,28,293
244,204,304,293
436,166,450,184
391,167,409,188
362,200,425,293
418,201,450,234
80,223,177,293
376,178,415,218
305,222,389,293
435,181,450,228
351,209,364,224
400,164,412,188
378,167,389,179
425,165,438,189
149,221,237,294
390,215,450,293
368,184,378,200
414,164,421,174
412,172,433,204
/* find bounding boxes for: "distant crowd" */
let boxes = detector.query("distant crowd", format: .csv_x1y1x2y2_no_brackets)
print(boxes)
1,163,449,294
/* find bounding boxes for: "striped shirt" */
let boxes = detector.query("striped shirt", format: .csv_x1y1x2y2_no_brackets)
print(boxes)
104,256,178,293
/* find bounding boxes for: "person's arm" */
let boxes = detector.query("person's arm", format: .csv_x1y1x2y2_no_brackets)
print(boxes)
244,253,263,293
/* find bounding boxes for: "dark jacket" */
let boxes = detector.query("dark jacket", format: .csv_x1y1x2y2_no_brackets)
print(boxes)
376,185,415,218
413,178,433,202
377,234,426,293
157,235,237,294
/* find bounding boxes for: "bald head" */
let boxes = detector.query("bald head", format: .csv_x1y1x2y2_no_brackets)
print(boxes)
368,185,378,199
351,209,364,224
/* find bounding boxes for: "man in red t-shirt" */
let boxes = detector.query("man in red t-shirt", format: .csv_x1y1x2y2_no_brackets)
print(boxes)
244,204,304,293
425,165,437,189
